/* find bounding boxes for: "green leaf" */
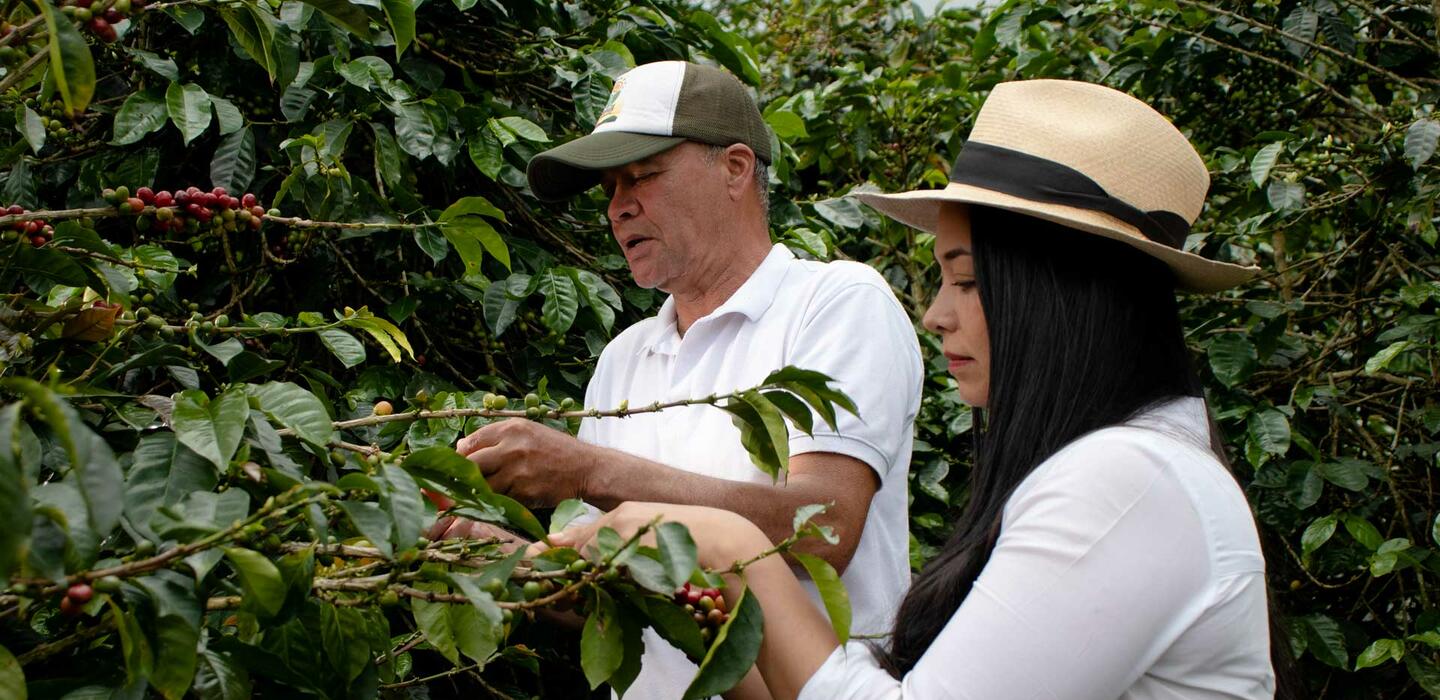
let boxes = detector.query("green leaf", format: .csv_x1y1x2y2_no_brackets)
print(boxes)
171,388,249,471
684,584,763,699
320,603,371,681
39,0,96,115
1250,141,1285,187
318,328,367,368
468,126,504,180
112,89,170,146
192,644,252,700
21,107,45,154
411,582,460,664
791,551,851,644
112,599,154,685
218,6,277,79
550,499,589,534
496,116,548,142
1343,514,1383,551
1301,614,1348,668
1207,333,1256,387
0,644,24,700
248,382,336,447
439,196,509,223
166,82,214,145
346,314,415,363
2,379,123,537
381,463,424,553
150,614,200,700
224,547,286,617
1248,408,1290,456
300,0,374,39
581,589,624,688
381,0,416,56
127,48,180,81
1301,515,1337,559
211,97,245,136
0,404,31,585
1266,180,1305,211
539,269,579,333
656,522,698,589
1355,638,1404,670
1364,340,1412,375
1404,118,1440,169
766,109,807,140
211,126,256,194
1316,460,1369,491
1408,654,1440,696
642,597,705,660
339,502,394,558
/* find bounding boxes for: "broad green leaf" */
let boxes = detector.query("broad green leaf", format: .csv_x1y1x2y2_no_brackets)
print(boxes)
320,603,371,681
381,464,424,552
1266,180,1305,211
112,600,154,685
642,597,705,660
112,89,170,145
224,548,286,617
792,551,851,644
581,589,624,688
192,644,252,700
439,195,508,222
1248,408,1290,456
171,389,249,471
167,82,214,145
381,0,416,56
218,6,277,79
1316,461,1369,491
1301,515,1337,559
339,501,394,558
656,522,698,588
248,382,335,447
0,404,30,585
211,97,245,135
211,127,256,195
2,379,123,537
1406,119,1440,169
550,499,590,534
1343,514,1383,551
468,126,504,180
21,107,45,154
300,0,374,38
1280,5,1318,58
1364,340,1412,375
1408,654,1440,696
1207,334,1256,387
766,109,807,140
127,47,181,80
412,583,461,664
318,328,367,368
345,313,415,362
683,584,764,699
496,116,548,142
1301,614,1348,669
40,0,96,114
0,644,23,700
1355,638,1404,670
150,615,200,700
1249,141,1284,187
539,269,579,333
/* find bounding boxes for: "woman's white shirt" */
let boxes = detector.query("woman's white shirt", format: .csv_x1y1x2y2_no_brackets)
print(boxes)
797,397,1275,700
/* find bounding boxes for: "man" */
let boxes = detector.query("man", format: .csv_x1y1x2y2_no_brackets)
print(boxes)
440,60,922,698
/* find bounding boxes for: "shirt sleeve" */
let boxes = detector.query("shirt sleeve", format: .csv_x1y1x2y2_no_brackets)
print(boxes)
785,280,922,478
798,433,1215,700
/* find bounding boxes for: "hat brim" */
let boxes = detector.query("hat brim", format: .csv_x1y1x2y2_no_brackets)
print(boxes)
853,183,1260,293
526,132,687,202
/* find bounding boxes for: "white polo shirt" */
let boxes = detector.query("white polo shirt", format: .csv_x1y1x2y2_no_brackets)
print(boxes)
578,243,923,699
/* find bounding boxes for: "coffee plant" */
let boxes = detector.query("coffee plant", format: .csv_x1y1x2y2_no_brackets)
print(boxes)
1,0,1436,697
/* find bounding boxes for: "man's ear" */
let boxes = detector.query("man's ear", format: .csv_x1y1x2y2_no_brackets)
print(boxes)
721,143,756,202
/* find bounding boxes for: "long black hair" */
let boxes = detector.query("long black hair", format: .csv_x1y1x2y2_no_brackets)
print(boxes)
877,205,1298,697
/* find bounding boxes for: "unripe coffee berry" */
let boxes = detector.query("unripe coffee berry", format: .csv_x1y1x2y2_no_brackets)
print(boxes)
373,400,393,416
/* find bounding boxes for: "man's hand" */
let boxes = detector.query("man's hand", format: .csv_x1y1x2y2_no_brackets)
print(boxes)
425,516,529,554
456,418,593,507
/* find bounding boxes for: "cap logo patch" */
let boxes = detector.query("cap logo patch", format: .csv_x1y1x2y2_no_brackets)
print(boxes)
595,77,626,126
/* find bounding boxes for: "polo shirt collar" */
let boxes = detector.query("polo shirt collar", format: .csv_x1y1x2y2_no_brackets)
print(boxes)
641,244,794,354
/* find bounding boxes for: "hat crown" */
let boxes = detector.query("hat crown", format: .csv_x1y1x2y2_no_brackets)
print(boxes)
589,60,771,163
966,80,1209,224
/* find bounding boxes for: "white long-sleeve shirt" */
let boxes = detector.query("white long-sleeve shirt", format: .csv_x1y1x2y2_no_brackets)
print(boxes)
798,397,1276,700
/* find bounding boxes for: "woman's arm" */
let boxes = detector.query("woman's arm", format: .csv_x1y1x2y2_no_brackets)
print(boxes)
542,502,841,700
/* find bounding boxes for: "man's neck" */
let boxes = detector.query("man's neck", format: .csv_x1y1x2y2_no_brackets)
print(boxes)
670,240,772,336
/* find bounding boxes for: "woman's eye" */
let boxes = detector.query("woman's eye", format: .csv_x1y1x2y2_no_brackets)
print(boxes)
952,279,976,290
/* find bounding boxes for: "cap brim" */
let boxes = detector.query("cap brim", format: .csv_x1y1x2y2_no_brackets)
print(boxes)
853,184,1261,293
526,132,687,202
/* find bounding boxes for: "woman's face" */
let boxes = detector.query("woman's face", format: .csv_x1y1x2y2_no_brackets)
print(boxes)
922,204,991,408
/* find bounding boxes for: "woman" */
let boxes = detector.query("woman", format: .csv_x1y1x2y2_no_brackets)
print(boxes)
543,80,1287,699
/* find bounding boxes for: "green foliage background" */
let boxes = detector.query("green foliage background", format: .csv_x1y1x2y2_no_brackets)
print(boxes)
0,0,1436,697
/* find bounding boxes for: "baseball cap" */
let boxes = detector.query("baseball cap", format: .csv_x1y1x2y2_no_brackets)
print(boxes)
525,61,773,202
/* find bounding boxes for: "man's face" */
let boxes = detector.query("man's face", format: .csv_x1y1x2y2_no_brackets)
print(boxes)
599,142,729,293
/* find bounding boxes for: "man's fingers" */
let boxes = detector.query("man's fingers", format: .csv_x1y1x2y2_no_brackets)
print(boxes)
426,516,456,541
465,444,503,476
455,421,505,455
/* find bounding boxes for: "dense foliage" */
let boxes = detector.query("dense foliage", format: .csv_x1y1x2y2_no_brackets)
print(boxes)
0,0,1435,698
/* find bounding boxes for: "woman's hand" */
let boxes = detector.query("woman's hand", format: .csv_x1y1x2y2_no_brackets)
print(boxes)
532,501,774,571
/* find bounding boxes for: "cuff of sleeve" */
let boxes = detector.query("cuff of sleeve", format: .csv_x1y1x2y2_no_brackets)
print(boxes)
797,641,878,700
790,433,890,478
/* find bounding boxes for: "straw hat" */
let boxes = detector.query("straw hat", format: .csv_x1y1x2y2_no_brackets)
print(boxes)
854,79,1259,291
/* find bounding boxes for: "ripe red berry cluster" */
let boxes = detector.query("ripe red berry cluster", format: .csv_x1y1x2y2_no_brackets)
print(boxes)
3,205,53,247
59,0,147,44
58,582,93,617
106,185,267,236
674,581,728,644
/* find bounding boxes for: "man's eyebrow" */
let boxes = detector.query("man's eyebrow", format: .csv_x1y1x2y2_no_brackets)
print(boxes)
941,246,971,261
